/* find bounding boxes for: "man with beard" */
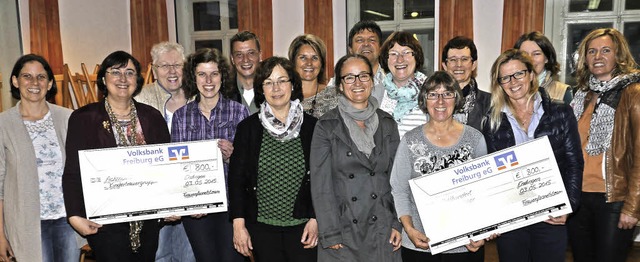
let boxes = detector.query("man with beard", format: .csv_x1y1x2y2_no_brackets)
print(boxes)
227,31,262,114
441,36,491,131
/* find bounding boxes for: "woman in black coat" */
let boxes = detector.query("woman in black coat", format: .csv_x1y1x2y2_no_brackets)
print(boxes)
482,49,583,262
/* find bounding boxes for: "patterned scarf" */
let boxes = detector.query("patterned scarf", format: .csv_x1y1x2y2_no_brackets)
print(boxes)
259,99,304,142
105,99,146,253
571,72,640,155
455,78,478,125
383,71,427,122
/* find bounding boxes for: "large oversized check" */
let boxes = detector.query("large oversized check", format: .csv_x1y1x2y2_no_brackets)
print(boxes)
409,136,572,254
78,140,227,224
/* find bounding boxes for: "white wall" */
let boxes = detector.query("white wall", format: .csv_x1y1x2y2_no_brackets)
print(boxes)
58,0,131,73
333,1,348,63
473,0,504,92
0,0,23,110
272,0,304,56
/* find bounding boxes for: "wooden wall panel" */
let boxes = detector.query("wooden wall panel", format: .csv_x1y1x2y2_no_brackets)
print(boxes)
304,0,334,83
439,0,474,69
29,0,64,74
130,0,169,72
501,0,544,51
238,0,273,59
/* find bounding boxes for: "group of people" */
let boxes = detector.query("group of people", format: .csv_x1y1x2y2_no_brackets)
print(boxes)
0,19,638,262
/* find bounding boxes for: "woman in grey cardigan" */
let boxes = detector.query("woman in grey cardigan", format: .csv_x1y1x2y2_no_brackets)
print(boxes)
311,54,402,262
0,54,77,262
390,71,488,261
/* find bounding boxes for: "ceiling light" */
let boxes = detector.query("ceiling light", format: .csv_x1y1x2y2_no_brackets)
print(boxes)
363,10,391,18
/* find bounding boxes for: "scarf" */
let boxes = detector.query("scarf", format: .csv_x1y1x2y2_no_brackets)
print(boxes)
571,72,640,155
258,99,304,142
337,95,379,156
105,99,146,253
537,70,548,87
455,78,478,125
383,71,426,122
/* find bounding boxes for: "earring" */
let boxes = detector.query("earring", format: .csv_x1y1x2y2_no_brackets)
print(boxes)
102,78,106,84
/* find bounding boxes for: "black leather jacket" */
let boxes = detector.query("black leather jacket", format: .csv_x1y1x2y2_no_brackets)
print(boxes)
482,90,584,211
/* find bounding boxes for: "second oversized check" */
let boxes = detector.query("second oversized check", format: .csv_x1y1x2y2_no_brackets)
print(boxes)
409,136,572,254
79,140,227,224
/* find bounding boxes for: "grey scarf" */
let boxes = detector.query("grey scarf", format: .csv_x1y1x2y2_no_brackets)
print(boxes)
337,95,379,156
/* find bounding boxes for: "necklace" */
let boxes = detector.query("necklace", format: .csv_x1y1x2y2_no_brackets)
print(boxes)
105,99,138,147
307,83,319,115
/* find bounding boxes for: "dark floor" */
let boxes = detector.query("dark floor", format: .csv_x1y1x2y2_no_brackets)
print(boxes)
483,241,640,261
83,241,640,261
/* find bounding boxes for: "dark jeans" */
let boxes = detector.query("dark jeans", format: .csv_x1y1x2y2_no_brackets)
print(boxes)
87,219,160,262
246,222,317,262
496,222,567,262
182,212,245,262
41,217,80,262
567,192,634,262
400,246,484,262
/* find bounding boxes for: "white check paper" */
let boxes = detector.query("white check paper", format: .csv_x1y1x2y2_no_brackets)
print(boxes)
78,140,227,224
409,136,572,254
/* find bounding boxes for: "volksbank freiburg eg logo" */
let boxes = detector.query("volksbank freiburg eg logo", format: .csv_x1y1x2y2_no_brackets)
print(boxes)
494,151,518,170
168,146,189,161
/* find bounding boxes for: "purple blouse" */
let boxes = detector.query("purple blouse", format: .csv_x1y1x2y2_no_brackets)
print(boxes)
171,96,250,174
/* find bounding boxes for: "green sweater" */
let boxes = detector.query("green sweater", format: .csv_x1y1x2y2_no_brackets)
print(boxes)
257,131,308,226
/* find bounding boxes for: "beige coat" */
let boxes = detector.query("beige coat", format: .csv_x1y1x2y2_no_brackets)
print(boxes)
0,102,76,261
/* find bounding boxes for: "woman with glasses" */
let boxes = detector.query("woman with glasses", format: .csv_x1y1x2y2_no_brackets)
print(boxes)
514,31,573,104
311,54,402,262
63,51,171,261
482,49,583,262
390,71,488,262
171,48,249,261
288,34,337,118
0,54,78,262
229,57,318,261
379,31,428,138
567,28,640,262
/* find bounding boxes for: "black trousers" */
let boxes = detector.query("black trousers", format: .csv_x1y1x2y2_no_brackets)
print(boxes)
182,212,245,262
87,219,160,262
246,222,317,262
496,222,567,262
400,246,484,262
567,192,635,262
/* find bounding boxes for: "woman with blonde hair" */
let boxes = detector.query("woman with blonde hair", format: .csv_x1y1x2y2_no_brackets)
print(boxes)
482,49,583,262
567,28,640,262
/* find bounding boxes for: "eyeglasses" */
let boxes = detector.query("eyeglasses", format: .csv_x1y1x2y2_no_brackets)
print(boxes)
425,91,456,100
388,50,415,60
497,70,528,84
154,64,183,71
262,78,291,89
341,73,372,84
107,70,137,80
19,73,48,83
446,56,473,65
232,50,260,61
